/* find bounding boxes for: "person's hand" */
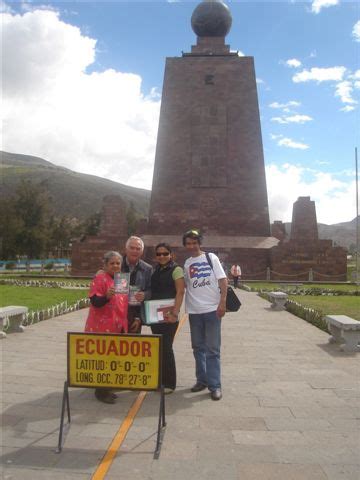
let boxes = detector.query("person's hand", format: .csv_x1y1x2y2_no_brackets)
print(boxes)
164,311,178,323
134,291,145,302
96,269,105,275
106,287,115,299
216,302,226,318
129,318,141,332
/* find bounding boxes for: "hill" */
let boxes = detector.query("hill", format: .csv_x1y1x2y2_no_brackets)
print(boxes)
1,151,357,250
0,151,150,220
284,219,358,250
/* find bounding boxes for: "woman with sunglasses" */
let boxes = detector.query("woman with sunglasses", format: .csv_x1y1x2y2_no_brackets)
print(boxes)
150,243,185,394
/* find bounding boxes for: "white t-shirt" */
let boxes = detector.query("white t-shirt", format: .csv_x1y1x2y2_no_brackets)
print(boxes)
184,252,226,314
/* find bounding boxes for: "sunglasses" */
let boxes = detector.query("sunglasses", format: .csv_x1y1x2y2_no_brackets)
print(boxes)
156,252,170,257
184,229,200,236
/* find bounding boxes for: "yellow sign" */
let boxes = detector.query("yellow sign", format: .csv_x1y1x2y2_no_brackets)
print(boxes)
67,332,161,390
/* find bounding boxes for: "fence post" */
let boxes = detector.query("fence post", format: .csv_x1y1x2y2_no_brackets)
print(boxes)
309,268,313,282
266,267,271,281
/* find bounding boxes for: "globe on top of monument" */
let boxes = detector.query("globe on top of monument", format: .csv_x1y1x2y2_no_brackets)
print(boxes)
191,0,232,38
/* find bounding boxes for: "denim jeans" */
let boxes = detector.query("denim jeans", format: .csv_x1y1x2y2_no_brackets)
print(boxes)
189,311,221,391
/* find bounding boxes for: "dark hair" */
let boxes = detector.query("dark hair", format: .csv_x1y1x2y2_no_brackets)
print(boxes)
182,229,202,246
155,242,172,253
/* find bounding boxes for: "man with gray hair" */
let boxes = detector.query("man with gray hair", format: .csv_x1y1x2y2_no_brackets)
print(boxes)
121,236,152,333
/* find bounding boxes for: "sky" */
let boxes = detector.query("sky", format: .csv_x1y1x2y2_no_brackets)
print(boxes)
1,0,359,225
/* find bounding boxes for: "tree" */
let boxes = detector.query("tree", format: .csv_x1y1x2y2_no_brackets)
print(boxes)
126,201,140,236
0,197,22,259
7,180,52,258
47,215,75,257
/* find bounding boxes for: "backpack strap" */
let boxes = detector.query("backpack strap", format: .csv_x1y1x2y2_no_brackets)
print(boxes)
205,252,213,271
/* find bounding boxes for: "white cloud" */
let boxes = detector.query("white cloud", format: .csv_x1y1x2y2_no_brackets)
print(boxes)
311,0,339,14
277,137,309,150
352,20,360,42
335,81,357,104
293,66,346,83
340,105,355,112
286,58,302,68
269,101,301,109
266,164,356,224
1,9,161,189
271,114,313,124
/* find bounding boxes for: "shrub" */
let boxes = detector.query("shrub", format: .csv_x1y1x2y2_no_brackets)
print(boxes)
5,262,16,270
44,262,54,270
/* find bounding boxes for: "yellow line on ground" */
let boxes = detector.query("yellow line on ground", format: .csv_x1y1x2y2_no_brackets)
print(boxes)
91,313,187,479
91,390,147,480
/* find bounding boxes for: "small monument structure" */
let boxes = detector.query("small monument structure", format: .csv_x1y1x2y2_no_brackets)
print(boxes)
270,197,347,281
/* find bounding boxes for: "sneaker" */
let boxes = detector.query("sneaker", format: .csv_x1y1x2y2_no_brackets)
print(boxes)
190,382,207,392
95,389,115,404
210,389,222,401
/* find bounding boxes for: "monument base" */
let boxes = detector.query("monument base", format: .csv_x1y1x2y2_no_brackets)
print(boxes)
270,239,347,282
143,234,279,279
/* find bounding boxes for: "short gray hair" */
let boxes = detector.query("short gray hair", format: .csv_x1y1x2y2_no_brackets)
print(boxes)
125,236,144,251
103,251,122,265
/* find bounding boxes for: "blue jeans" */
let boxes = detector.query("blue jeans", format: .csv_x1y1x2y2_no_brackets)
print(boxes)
189,311,221,391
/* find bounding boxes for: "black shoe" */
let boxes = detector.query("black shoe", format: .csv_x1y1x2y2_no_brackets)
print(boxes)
210,389,222,401
95,389,115,404
191,382,207,392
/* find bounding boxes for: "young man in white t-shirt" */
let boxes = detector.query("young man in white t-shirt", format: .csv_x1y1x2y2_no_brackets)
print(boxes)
182,230,227,401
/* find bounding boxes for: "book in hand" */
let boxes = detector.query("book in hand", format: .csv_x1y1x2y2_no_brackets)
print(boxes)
114,272,130,294
144,299,175,325
129,285,141,305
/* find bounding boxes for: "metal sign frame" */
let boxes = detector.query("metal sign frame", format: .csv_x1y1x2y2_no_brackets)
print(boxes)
56,332,166,457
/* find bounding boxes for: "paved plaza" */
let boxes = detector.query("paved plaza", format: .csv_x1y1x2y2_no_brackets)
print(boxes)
1,290,359,479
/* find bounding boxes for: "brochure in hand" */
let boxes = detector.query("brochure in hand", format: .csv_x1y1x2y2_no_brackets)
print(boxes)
114,272,130,294
144,299,175,325
129,285,141,305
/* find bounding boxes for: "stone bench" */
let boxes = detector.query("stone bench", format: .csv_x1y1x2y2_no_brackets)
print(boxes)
0,306,28,338
325,315,360,353
268,291,288,311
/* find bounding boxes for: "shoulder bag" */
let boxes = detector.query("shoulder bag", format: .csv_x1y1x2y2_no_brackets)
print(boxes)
204,252,241,312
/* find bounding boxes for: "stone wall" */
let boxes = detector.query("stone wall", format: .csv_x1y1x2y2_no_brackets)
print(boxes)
71,195,128,276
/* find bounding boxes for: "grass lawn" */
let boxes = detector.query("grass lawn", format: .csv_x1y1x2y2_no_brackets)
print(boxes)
243,282,359,293
288,295,360,321
0,285,88,311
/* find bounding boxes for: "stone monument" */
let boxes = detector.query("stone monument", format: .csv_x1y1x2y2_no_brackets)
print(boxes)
143,0,278,271
71,2,347,282
270,197,347,281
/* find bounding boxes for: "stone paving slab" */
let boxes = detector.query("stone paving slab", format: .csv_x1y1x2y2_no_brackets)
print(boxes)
1,290,359,480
